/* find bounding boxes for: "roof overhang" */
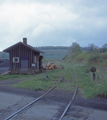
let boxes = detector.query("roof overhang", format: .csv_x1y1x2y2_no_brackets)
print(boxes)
3,42,44,54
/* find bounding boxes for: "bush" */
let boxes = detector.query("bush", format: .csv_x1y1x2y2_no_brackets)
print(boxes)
88,54,101,63
75,52,87,63
102,53,107,60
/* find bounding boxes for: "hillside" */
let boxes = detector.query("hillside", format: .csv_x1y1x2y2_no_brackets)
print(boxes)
0,52,9,59
37,46,69,60
64,49,107,69
0,47,69,60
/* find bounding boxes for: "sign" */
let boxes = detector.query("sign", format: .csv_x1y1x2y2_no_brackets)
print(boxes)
90,66,96,81
32,64,35,67
90,66,96,72
13,57,19,63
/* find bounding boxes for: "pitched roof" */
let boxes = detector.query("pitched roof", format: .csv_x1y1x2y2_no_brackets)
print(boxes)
3,42,44,53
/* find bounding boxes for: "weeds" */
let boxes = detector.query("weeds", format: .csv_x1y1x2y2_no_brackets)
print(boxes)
1,61,107,99
0,74,33,81
12,69,65,91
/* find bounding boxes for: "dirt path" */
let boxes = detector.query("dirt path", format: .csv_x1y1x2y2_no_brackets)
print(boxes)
0,79,107,120
0,78,107,110
1,91,107,120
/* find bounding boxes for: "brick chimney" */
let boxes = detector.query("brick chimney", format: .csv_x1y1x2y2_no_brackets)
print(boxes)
23,38,27,44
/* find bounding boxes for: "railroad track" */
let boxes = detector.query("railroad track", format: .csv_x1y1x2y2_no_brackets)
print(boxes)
59,68,78,120
4,68,78,120
4,69,66,120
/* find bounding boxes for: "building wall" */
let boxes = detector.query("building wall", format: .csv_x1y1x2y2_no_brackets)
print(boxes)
9,44,40,73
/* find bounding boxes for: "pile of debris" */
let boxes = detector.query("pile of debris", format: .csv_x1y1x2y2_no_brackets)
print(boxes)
42,63,63,70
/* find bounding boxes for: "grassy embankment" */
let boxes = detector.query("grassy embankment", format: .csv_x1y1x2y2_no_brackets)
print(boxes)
64,51,107,98
65,51,107,68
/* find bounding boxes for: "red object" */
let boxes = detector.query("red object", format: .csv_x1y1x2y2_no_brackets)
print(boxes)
92,68,94,71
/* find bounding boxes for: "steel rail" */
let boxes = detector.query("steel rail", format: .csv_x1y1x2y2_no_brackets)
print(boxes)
59,68,78,120
5,70,66,120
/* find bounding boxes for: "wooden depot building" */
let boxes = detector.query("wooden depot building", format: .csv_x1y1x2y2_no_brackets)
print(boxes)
3,38,44,74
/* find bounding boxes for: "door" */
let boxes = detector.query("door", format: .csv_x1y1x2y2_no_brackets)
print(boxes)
21,56,28,72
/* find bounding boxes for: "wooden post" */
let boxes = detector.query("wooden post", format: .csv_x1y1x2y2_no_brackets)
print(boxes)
36,55,39,71
19,45,20,72
93,73,95,81
31,50,32,73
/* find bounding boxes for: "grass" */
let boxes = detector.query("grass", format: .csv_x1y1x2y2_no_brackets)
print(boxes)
10,63,91,98
63,51,107,98
0,74,34,81
12,69,65,90
74,65,107,98
1,60,107,98
11,62,107,98
64,51,107,68
57,62,107,98
84,71,107,98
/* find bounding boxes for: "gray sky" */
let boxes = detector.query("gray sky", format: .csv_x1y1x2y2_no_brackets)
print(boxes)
0,0,107,51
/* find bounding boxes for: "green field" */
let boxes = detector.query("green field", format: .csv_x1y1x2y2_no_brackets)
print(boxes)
38,47,68,60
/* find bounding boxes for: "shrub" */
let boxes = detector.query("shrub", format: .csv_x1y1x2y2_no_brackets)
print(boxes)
102,53,107,60
75,52,87,63
88,54,101,63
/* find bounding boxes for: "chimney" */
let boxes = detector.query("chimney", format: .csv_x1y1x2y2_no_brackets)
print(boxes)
23,38,27,44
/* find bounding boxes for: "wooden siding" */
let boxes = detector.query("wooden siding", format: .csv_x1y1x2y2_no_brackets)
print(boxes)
9,44,40,73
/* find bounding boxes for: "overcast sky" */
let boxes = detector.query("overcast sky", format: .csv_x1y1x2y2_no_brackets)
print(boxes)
0,0,107,51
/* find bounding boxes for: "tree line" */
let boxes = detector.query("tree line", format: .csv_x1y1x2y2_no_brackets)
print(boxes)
36,46,69,50
68,42,107,53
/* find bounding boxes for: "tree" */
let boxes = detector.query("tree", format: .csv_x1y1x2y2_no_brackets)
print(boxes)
68,42,82,53
88,44,99,52
101,43,107,52
102,43,107,48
